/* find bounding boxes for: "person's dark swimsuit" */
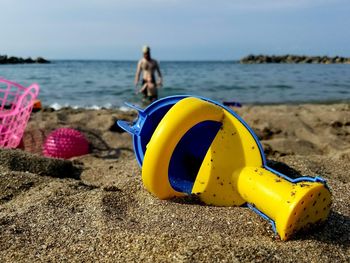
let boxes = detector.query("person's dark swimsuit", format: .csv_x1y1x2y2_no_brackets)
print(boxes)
142,78,158,102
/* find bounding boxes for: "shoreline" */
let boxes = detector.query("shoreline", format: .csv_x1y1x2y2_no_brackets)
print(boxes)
0,103,349,262
41,99,350,111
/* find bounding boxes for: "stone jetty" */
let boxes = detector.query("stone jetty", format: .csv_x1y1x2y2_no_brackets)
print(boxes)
240,55,350,64
0,55,50,64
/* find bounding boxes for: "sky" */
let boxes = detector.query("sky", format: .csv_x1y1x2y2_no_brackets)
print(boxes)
1,0,350,60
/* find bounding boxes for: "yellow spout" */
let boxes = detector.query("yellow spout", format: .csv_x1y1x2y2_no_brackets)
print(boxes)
237,167,331,240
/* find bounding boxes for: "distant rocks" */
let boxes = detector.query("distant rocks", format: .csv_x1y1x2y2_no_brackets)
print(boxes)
240,55,350,64
0,55,50,64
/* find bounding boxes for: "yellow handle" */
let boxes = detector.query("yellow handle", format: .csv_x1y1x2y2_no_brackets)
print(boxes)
142,97,223,199
237,167,332,240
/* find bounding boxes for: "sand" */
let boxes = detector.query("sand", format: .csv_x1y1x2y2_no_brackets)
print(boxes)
0,103,349,262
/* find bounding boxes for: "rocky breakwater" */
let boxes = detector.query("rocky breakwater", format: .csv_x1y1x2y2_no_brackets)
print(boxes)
240,55,350,64
0,55,50,64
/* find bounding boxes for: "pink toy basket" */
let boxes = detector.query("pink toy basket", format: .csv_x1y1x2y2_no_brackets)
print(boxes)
0,78,39,148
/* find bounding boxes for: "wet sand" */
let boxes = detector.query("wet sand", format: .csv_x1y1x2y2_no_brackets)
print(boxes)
0,104,349,262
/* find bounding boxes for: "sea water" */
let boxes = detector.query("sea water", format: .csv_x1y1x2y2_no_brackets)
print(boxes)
1,60,349,109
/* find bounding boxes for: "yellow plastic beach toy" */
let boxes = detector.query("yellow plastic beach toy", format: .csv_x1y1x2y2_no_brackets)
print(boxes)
118,96,332,240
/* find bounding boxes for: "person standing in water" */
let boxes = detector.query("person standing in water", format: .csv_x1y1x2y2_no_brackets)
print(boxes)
134,45,163,103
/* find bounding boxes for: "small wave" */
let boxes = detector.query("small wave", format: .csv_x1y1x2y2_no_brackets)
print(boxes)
49,102,95,110
219,85,246,91
48,102,120,110
87,105,102,110
50,102,69,110
84,103,115,110
119,106,131,112
267,85,293,90
329,83,350,89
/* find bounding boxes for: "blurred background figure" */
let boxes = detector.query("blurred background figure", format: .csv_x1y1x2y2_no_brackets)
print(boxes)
134,45,163,103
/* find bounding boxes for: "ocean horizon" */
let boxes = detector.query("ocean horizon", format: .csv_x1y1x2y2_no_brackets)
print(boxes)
1,60,349,109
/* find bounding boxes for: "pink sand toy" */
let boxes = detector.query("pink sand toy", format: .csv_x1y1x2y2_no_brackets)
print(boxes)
0,78,39,148
43,127,90,159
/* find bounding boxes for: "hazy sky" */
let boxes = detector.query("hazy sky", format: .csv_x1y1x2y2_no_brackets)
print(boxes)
1,0,349,60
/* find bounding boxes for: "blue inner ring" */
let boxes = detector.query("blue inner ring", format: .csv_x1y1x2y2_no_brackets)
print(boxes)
168,120,222,194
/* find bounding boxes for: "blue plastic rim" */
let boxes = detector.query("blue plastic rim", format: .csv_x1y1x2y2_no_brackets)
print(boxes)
117,95,189,166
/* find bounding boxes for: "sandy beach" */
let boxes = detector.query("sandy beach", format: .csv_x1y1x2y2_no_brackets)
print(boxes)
0,103,349,262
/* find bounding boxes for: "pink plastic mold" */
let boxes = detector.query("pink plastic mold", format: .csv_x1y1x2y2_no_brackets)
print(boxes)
43,128,90,159
0,78,39,148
